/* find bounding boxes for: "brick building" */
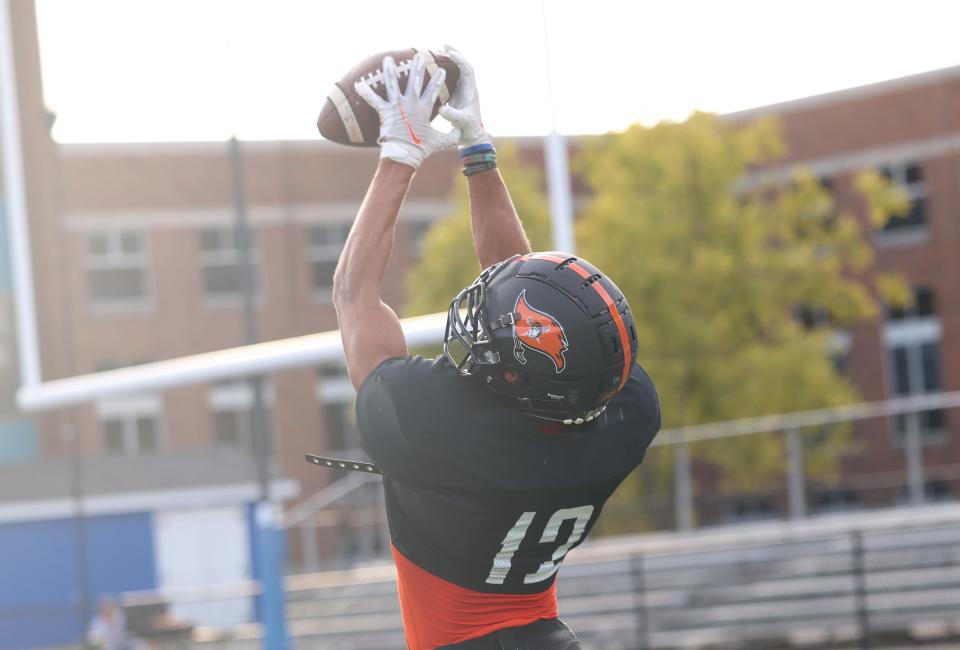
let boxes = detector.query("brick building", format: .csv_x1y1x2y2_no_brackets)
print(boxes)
724,68,960,518
27,65,960,526
2,0,959,642
38,66,960,527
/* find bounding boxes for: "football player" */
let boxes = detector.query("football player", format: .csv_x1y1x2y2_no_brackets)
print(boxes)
334,48,660,650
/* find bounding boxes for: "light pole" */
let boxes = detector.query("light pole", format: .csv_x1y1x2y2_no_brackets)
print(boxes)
228,136,289,650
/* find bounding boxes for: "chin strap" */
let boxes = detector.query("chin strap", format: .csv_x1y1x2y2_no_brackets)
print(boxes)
520,404,609,426
305,453,382,474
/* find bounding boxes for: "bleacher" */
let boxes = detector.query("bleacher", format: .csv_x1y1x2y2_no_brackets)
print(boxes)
192,504,960,649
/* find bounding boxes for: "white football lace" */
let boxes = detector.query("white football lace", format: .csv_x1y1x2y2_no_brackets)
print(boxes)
360,58,414,90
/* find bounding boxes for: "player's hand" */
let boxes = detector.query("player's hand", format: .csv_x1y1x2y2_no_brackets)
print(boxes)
355,54,460,170
439,45,492,148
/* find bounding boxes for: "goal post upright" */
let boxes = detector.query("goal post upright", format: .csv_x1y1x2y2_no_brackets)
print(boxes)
0,0,42,390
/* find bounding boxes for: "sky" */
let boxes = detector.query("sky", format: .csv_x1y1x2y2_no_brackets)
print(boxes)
33,0,960,143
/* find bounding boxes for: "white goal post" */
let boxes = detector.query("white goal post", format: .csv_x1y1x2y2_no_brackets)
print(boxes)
15,306,960,444
12,301,960,528
16,312,448,413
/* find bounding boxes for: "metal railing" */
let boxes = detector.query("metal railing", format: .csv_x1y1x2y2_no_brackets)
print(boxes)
656,390,960,530
122,503,960,649
9,394,958,648
282,392,960,572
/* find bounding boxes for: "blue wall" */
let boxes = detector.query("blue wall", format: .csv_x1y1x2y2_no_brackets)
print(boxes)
0,512,156,648
0,518,80,647
85,513,157,607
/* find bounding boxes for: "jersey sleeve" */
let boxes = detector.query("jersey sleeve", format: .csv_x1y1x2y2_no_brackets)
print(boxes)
587,363,662,476
616,363,662,466
631,363,661,440
354,356,451,484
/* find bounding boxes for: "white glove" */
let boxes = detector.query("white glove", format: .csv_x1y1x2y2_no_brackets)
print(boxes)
355,54,460,170
438,46,492,148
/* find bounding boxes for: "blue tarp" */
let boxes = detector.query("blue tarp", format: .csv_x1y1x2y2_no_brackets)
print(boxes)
0,512,157,648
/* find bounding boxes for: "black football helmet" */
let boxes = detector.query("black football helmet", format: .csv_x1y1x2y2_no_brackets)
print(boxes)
444,252,638,424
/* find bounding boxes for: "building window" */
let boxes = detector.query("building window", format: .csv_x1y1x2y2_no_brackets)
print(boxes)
86,231,151,309
812,176,840,231
879,161,927,233
727,495,775,523
209,379,273,449
794,305,849,376
307,224,350,300
813,488,860,515
887,287,935,321
214,410,251,448
885,288,945,444
198,228,261,303
795,305,833,330
324,402,357,452
827,331,851,377
889,341,945,440
316,363,359,453
896,480,954,505
97,394,162,455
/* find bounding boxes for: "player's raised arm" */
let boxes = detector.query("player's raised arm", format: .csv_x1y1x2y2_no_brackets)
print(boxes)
440,47,532,270
333,54,459,390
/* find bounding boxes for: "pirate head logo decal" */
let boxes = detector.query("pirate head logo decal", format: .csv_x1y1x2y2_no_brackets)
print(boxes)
512,290,569,373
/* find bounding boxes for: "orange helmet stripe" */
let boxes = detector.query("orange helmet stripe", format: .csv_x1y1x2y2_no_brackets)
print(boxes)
523,254,632,393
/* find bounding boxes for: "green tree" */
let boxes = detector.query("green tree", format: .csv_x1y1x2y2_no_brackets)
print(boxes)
404,144,553,317
576,112,909,526
405,115,909,532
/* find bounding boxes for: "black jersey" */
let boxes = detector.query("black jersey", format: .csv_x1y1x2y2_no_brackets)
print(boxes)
355,355,660,594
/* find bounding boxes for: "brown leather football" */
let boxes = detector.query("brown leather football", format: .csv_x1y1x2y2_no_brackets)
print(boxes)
317,48,460,147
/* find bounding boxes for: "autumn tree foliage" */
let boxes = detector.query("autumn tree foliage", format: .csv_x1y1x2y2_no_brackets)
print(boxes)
406,114,909,529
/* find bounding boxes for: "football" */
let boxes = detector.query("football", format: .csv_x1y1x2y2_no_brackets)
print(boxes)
317,48,460,147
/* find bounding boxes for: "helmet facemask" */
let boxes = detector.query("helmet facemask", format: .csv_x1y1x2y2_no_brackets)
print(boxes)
443,258,513,375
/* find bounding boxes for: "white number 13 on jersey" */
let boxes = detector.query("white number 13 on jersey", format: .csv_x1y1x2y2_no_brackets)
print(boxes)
485,505,595,585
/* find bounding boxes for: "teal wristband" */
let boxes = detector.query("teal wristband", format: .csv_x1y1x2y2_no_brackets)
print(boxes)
463,161,498,177
461,152,497,166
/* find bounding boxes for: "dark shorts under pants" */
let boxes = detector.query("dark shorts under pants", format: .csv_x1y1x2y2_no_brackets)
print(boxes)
438,618,581,650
